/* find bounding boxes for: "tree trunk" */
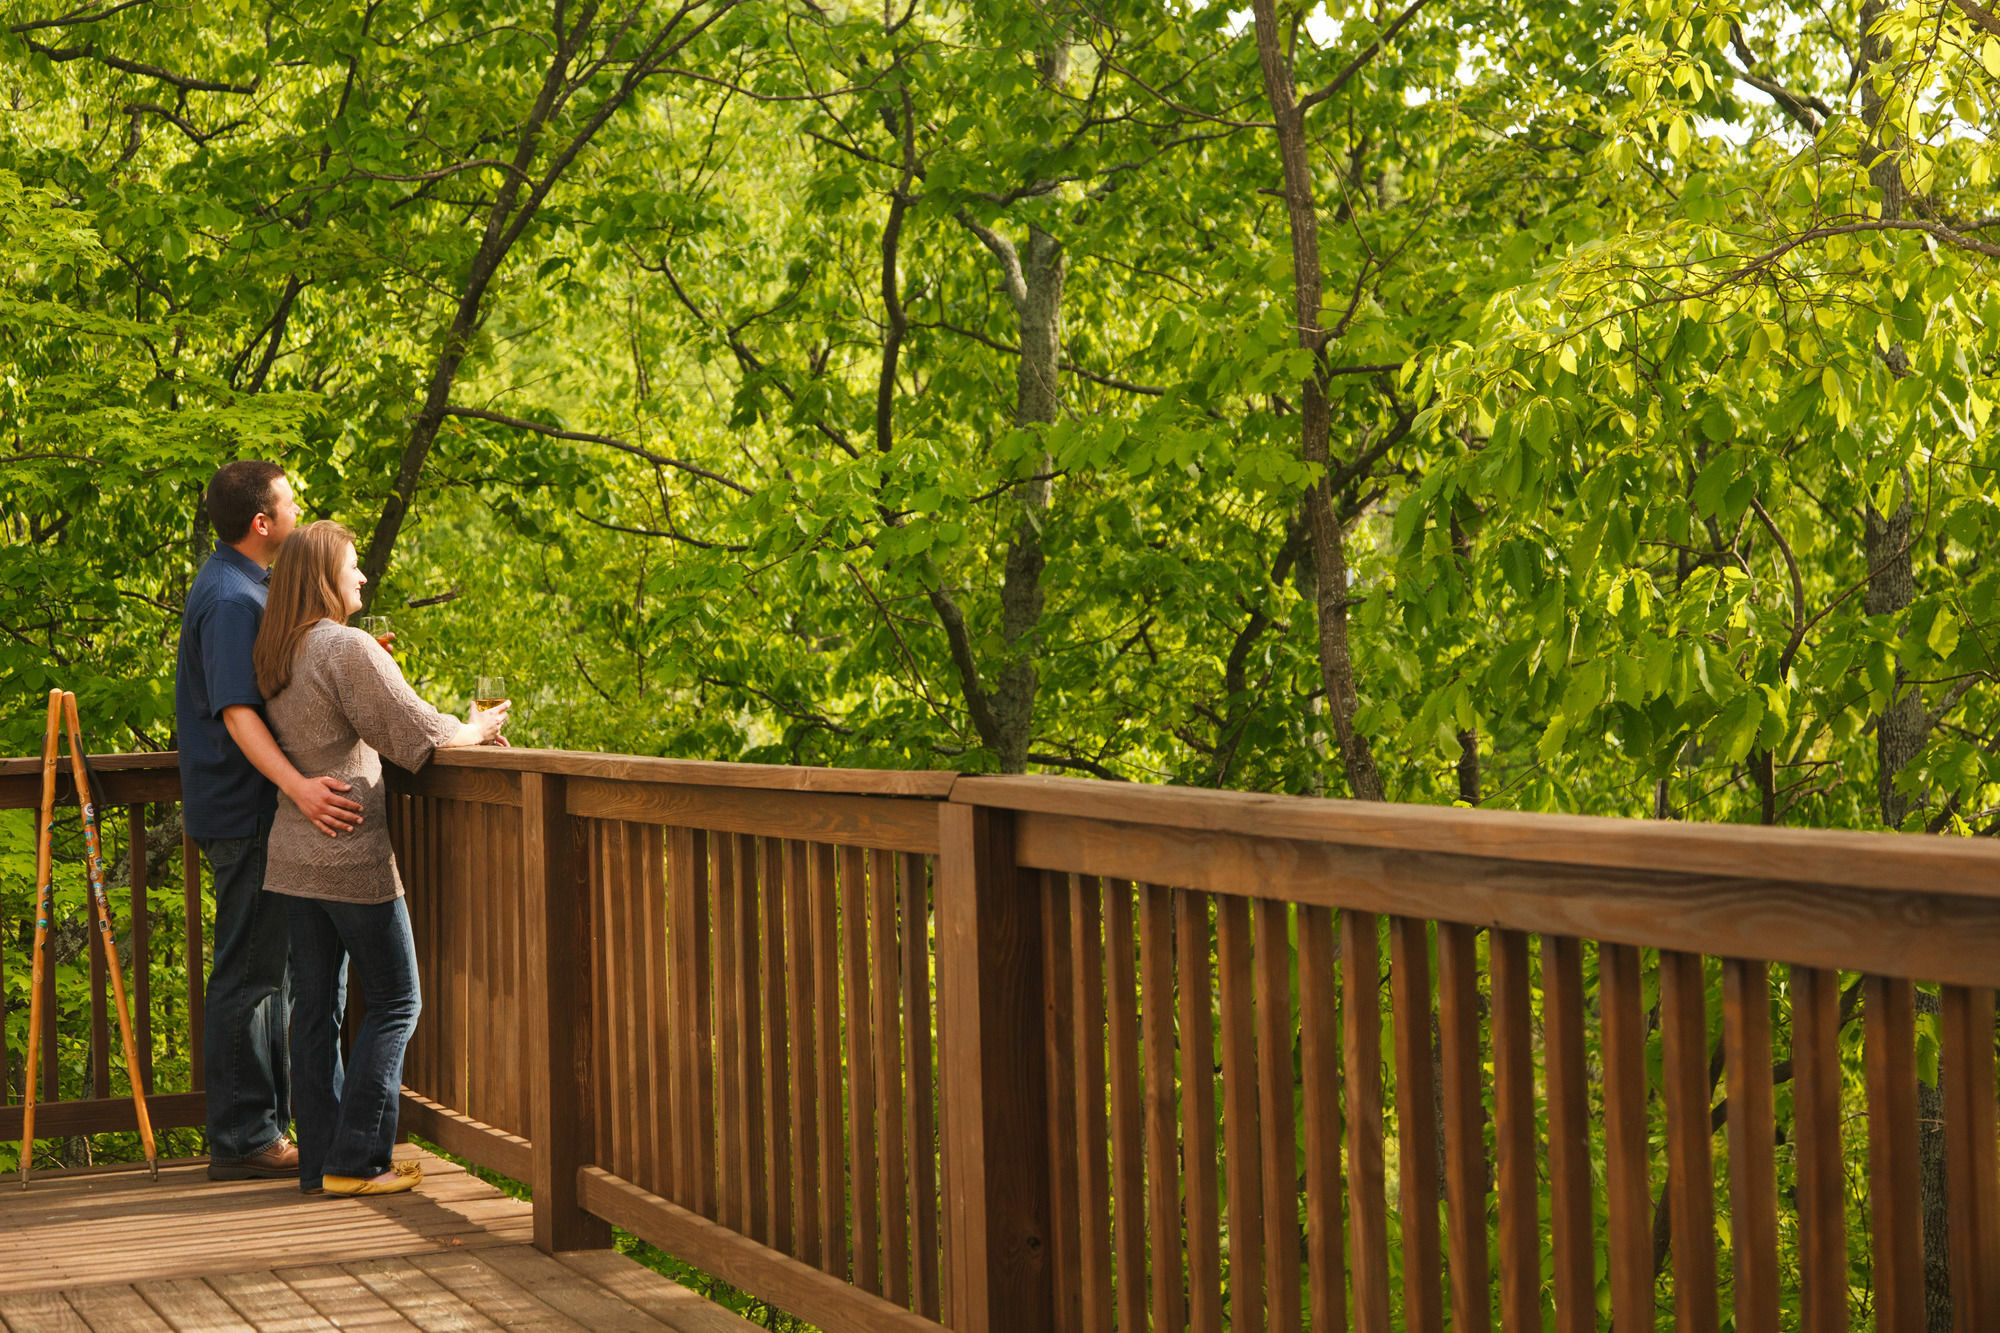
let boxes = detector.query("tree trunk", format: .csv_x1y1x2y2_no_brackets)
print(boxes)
993,227,1062,773
1858,3,1951,1319
1456,728,1479,804
954,214,1064,774
1867,492,1926,826
1248,0,1384,801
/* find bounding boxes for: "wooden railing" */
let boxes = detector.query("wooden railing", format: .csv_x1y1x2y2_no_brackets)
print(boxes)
385,751,954,1331
8,745,2000,1331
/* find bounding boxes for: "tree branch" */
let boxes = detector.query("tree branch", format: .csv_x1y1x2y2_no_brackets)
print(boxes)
1751,499,1807,679
121,100,246,145
1951,0,2000,39
954,210,1028,312
1295,0,1435,116
16,34,259,92
922,318,1165,395
443,404,753,494
927,583,1005,749
572,508,748,549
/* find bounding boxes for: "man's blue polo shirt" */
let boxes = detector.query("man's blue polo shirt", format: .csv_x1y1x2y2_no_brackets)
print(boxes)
176,543,279,840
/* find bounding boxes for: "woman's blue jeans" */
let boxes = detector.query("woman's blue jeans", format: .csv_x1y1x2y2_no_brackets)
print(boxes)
284,893,422,1190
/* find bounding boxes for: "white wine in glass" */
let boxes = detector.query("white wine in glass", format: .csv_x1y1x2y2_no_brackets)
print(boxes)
361,615,394,650
474,676,508,712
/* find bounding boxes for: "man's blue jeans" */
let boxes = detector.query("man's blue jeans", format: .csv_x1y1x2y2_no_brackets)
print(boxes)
285,893,421,1190
198,818,292,1161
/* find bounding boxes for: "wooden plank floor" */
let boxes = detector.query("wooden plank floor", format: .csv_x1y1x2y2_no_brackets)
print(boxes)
0,1146,756,1331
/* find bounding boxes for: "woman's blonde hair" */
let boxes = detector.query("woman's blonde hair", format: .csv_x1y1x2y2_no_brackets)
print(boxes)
253,520,357,698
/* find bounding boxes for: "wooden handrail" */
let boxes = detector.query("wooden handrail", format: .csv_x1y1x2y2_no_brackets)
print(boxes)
952,771,2000,894
430,746,958,796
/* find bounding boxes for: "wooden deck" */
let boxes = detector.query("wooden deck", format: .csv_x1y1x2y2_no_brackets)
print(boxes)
0,1146,756,1331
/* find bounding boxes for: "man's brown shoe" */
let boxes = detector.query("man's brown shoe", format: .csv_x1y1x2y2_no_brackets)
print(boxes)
208,1136,301,1180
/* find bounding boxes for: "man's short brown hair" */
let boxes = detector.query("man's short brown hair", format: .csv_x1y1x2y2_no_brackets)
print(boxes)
205,460,285,543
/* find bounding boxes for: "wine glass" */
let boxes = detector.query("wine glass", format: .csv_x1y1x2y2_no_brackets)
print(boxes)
474,676,508,712
361,615,394,651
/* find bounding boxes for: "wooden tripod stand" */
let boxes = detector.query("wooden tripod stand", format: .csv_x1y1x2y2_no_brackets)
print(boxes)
20,689,159,1186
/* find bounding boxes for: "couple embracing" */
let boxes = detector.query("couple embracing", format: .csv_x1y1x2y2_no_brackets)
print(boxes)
176,461,509,1197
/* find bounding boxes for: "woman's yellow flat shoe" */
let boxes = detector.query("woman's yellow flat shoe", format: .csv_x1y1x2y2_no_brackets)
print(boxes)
321,1164,422,1196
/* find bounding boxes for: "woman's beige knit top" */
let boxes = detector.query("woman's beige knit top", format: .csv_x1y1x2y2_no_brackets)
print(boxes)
262,620,459,904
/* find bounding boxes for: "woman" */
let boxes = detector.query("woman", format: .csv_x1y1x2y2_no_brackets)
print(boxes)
252,521,508,1196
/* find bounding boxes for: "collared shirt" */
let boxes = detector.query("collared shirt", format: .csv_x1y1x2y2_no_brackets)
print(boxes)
176,542,279,840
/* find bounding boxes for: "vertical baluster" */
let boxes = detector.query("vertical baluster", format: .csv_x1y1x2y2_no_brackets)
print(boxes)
471,802,492,1127
736,833,767,1243
1073,876,1114,1333
788,840,821,1268
415,795,434,1100
1490,928,1537,1333
1343,910,1390,1333
1390,916,1442,1333
1177,890,1223,1333
471,803,492,1129
842,843,880,1292
91,819,110,1098
510,804,530,1135
1542,935,1592,1333
1942,985,2000,1327
1106,880,1146,1333
1254,900,1302,1333
871,847,910,1304
1298,904,1345,1333
1437,923,1489,1333
130,804,152,1090
670,828,717,1217
1104,876,1152,1320
458,801,476,1116
900,851,941,1319
622,822,646,1168
1044,872,1082,1327
764,837,793,1254
605,819,636,1177
1218,893,1264,1333
506,808,525,1137
1856,964,1920,1328
1600,943,1653,1331
1791,965,1848,1333
713,830,744,1230
1660,949,1719,1333
1724,959,1780,1333
640,824,671,1194
814,842,846,1276
1139,884,1185,1333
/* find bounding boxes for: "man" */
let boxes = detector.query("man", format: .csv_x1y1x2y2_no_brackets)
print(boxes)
176,460,365,1180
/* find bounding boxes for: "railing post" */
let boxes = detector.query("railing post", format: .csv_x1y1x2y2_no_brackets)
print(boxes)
523,770,611,1252
936,801,1051,1332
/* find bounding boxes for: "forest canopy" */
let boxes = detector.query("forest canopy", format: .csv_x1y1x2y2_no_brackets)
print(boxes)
4,0,1999,831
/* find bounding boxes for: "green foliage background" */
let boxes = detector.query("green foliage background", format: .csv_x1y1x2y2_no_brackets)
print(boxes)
2,0,1997,1322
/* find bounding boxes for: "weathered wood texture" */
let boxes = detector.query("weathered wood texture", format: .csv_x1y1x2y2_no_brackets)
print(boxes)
0,1147,759,1331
